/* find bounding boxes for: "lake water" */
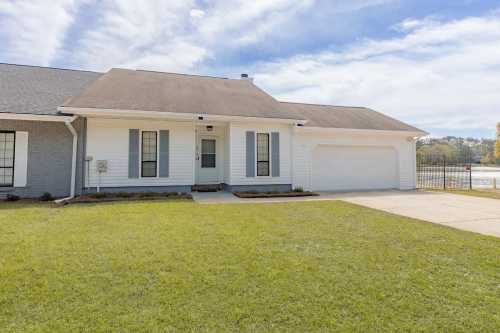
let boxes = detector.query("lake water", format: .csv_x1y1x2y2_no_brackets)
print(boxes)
472,166,500,188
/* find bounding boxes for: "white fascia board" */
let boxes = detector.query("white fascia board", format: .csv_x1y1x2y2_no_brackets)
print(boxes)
58,107,306,125
0,112,74,122
296,126,428,138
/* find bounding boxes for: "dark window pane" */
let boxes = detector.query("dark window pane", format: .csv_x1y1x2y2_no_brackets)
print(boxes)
257,134,269,161
141,161,157,177
257,162,269,176
201,154,216,168
201,139,216,154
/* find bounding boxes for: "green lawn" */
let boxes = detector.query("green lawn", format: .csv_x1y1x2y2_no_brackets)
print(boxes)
0,201,499,332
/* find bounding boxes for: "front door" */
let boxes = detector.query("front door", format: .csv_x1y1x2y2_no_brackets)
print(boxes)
196,136,219,184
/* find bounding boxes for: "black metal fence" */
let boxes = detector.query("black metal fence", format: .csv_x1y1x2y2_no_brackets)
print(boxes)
417,154,472,190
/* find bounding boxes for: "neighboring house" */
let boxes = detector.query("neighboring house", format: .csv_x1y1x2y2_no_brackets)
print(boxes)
0,63,426,198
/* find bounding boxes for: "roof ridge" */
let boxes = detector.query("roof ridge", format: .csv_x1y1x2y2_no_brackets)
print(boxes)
130,68,231,80
279,100,368,109
0,62,102,74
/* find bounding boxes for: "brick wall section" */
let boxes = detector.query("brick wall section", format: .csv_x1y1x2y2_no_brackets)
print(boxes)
0,118,86,198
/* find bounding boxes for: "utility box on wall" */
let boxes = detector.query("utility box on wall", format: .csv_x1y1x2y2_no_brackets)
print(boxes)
96,160,108,174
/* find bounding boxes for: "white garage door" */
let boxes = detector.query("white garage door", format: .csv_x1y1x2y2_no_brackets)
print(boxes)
312,145,398,191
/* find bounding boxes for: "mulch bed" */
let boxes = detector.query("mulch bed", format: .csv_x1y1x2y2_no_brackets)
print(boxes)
66,192,193,204
233,191,319,198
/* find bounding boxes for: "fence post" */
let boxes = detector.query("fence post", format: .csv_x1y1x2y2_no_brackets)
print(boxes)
443,157,446,190
469,164,472,190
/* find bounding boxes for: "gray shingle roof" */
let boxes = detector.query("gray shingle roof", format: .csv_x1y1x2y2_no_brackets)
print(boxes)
1,64,423,133
279,101,423,132
62,68,303,120
0,63,101,116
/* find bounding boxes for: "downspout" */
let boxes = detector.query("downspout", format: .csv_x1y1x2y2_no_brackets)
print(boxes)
55,116,78,203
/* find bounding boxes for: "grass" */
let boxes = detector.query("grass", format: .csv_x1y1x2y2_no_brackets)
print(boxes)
0,201,499,332
428,189,500,200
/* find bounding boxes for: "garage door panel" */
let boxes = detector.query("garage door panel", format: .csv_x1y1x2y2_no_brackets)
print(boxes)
312,146,398,191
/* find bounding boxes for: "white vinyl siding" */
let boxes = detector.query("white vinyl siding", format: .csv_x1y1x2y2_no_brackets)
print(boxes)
228,122,291,185
86,118,195,187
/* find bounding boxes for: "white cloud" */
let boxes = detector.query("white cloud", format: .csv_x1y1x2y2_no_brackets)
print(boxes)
196,0,314,46
73,0,317,71
0,0,82,66
74,0,205,72
252,13,500,133
72,0,392,72
190,9,205,19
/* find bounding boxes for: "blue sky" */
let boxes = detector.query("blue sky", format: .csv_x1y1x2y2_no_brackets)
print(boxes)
1,0,499,139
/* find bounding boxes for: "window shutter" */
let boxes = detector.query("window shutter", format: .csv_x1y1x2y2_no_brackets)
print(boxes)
159,130,169,177
271,132,280,177
128,129,139,178
13,131,28,187
246,131,255,177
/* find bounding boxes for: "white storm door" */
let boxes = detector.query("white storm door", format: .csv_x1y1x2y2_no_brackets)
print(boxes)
196,136,219,184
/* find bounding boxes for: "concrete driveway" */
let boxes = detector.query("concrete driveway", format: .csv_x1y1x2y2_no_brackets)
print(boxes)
338,191,500,237
193,190,500,237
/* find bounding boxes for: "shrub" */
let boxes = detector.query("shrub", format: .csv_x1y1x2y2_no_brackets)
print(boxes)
5,194,20,202
39,192,53,201
293,187,304,193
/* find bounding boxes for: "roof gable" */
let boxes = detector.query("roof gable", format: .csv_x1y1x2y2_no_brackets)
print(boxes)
63,68,302,120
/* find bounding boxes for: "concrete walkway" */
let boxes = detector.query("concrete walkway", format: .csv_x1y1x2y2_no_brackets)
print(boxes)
192,190,500,237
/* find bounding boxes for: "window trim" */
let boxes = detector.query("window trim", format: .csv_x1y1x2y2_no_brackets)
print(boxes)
140,130,158,178
0,131,15,187
256,132,270,177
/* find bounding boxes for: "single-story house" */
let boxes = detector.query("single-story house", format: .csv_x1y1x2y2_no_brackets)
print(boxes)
0,63,426,199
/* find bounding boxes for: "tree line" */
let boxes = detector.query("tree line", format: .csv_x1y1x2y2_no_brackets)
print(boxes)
417,123,500,165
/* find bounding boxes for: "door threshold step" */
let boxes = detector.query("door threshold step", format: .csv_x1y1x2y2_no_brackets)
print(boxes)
192,184,223,192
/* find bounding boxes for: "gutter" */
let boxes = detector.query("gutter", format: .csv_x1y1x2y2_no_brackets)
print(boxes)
58,106,307,125
54,116,78,203
0,112,75,122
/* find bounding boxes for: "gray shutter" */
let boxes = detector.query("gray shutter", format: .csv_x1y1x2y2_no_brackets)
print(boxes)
128,129,139,178
246,131,255,177
271,132,280,177
159,130,169,177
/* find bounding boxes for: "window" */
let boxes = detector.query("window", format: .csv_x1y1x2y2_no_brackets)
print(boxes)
141,131,157,177
201,139,216,168
256,133,269,176
0,131,15,187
